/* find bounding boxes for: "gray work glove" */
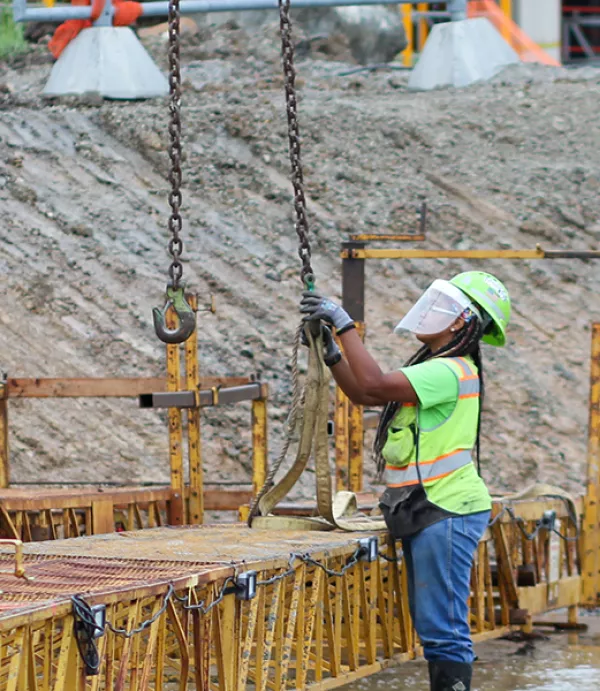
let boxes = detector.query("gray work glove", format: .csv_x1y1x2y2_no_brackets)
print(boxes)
300,324,342,367
299,290,355,335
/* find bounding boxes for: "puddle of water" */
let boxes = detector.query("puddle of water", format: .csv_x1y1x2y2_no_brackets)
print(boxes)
342,617,600,691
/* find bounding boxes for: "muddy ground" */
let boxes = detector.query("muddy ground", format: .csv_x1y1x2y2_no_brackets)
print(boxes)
1,21,599,504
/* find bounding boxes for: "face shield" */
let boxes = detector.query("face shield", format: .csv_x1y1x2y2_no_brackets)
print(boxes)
394,279,480,337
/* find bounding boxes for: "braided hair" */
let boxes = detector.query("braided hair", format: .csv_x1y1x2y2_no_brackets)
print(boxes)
373,316,485,478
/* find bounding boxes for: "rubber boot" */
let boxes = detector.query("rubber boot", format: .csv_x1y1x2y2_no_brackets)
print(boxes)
428,660,472,691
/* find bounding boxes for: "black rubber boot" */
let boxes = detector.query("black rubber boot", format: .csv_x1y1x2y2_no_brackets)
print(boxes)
428,660,472,691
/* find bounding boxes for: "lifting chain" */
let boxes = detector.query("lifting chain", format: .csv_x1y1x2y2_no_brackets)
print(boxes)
166,0,184,288
279,0,314,288
152,0,196,344
249,3,386,533
248,0,316,525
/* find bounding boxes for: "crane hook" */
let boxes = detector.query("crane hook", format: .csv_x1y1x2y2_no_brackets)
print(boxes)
153,283,196,344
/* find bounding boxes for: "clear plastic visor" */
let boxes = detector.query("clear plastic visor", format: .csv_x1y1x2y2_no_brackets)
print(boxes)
394,280,474,336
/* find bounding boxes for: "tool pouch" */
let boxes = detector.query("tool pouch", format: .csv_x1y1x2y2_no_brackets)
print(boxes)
379,485,453,539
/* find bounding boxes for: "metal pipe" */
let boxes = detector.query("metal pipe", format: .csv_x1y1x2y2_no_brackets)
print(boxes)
15,0,420,24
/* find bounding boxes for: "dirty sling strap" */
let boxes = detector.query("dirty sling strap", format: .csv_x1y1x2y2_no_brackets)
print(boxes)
247,0,386,532
250,325,386,532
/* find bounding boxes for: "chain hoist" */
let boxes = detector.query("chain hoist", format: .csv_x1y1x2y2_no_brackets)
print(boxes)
279,0,315,289
152,0,196,344
248,1,385,533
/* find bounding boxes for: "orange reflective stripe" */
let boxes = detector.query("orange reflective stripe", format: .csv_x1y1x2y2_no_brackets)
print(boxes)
385,449,473,486
385,448,468,472
387,468,459,488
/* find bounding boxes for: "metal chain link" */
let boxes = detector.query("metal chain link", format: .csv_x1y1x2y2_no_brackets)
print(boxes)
173,577,236,615
279,0,314,285
299,546,365,578
71,544,375,673
167,0,184,287
489,506,578,542
247,4,319,523
257,546,367,585
72,584,174,643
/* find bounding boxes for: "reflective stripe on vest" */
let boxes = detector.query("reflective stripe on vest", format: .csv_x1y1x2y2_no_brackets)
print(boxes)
384,356,480,487
385,449,473,487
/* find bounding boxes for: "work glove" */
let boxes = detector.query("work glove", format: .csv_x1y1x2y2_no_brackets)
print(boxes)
300,324,342,367
299,290,355,335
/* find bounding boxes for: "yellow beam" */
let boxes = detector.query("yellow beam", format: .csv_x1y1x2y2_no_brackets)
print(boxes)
348,322,365,493
0,382,8,488
401,5,414,67
334,385,349,492
417,3,428,52
342,248,544,260
251,392,268,497
185,295,203,525
582,323,600,606
166,308,185,526
341,247,600,260
499,0,513,45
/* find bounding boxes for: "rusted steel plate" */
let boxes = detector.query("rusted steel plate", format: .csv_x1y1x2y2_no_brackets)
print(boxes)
4,526,379,565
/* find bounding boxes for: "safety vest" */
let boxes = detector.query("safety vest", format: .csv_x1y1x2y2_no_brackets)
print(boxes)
383,357,480,488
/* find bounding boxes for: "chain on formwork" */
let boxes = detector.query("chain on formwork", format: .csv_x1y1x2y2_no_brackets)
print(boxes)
71,546,376,674
488,503,579,543
152,0,196,344
247,0,317,525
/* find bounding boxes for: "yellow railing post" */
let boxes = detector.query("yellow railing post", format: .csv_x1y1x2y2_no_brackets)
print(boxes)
166,308,185,526
0,378,8,488
348,322,366,493
185,295,203,525
417,3,429,52
401,4,414,67
251,385,269,497
582,323,600,607
334,384,349,491
499,0,513,46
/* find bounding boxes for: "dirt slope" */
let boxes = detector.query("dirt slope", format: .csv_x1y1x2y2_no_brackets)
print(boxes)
1,24,600,499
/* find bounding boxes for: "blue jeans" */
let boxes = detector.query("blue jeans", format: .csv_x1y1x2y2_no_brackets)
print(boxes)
402,510,490,663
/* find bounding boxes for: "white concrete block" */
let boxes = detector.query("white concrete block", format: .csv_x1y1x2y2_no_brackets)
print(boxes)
408,18,520,91
44,27,169,100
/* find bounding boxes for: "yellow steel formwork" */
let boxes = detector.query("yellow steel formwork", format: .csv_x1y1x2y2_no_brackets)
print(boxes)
0,495,582,691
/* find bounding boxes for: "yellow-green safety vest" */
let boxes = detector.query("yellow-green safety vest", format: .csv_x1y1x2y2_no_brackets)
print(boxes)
383,356,480,488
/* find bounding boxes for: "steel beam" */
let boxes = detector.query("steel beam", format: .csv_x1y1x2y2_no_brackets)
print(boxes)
15,0,423,24
139,383,263,409
340,248,600,260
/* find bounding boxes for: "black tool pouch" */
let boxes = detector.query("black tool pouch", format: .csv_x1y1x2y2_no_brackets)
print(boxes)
378,424,453,539
379,485,452,539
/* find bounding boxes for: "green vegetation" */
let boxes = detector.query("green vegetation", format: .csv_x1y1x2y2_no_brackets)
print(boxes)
0,3,28,59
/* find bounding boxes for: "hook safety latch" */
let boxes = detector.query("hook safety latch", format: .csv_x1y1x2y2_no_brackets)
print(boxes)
153,283,196,344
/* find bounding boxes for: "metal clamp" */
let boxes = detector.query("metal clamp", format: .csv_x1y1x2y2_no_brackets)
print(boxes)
358,536,379,563
152,283,196,344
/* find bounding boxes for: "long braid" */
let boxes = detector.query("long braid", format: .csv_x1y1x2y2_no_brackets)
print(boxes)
374,318,484,477
469,342,484,474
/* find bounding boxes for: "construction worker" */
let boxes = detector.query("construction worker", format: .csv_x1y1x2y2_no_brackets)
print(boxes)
300,271,511,691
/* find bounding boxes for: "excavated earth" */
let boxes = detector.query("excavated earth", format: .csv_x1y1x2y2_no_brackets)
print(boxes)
1,22,600,509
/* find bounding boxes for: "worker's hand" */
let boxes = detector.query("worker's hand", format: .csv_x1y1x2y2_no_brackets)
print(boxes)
300,324,342,367
300,290,355,334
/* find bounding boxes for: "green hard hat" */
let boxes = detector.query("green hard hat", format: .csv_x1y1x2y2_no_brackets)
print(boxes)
450,271,511,347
